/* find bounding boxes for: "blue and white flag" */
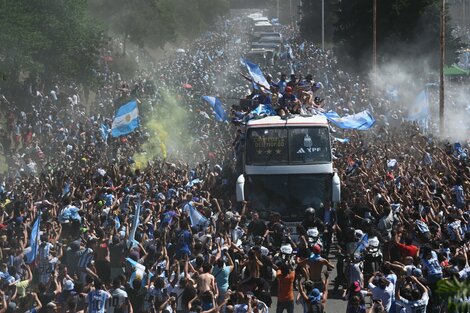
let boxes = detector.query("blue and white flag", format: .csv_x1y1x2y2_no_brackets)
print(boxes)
202,96,228,122
323,110,375,130
128,197,141,248
99,123,109,142
287,44,294,60
250,104,276,117
299,42,305,52
188,203,209,228
186,178,203,188
332,136,350,143
114,215,121,230
25,213,41,264
355,233,369,256
243,59,271,90
111,100,140,137
407,90,429,121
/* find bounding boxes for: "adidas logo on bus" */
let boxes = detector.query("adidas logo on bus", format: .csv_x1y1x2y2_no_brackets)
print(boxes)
296,147,322,154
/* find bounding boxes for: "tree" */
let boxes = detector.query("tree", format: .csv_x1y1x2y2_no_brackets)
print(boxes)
332,0,465,73
0,0,106,89
437,277,470,312
88,0,229,51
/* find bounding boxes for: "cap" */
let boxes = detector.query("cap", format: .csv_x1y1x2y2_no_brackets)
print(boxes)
285,86,293,92
64,280,74,291
308,288,321,303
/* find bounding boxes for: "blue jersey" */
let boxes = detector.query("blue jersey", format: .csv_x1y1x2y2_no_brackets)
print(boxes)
87,289,110,313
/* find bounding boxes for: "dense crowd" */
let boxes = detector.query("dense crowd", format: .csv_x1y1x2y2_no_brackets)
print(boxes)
0,12,468,313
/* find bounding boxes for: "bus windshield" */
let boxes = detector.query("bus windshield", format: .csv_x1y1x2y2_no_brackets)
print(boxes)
246,127,331,165
246,174,332,221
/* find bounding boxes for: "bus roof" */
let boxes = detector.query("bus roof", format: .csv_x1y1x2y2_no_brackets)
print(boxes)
246,114,329,128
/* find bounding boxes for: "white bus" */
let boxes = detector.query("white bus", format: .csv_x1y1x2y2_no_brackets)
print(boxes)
236,114,341,222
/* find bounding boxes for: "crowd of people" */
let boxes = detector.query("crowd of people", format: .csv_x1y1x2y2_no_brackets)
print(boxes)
0,11,468,313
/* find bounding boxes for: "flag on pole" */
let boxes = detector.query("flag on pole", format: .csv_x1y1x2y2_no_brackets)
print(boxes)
243,59,270,90
202,96,228,122
111,100,140,137
25,213,41,264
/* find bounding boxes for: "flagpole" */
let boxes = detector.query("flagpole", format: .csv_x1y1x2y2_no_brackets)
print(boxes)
439,0,445,134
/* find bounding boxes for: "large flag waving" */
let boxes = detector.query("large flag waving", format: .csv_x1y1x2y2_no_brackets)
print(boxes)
407,90,429,121
111,100,140,137
202,96,228,122
243,59,271,90
25,213,41,264
322,110,375,130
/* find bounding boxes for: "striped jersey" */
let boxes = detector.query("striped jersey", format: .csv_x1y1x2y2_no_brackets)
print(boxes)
86,289,111,313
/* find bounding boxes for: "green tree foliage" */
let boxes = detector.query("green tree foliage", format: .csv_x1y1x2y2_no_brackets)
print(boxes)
328,0,465,73
0,0,105,88
437,277,470,312
88,0,229,49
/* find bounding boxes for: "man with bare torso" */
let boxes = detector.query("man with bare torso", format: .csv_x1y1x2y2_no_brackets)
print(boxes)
197,262,218,297
306,244,334,292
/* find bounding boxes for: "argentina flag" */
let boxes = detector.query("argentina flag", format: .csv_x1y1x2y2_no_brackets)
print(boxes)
202,96,228,122
243,59,271,90
111,100,140,137
188,203,209,229
25,213,41,264
323,110,375,130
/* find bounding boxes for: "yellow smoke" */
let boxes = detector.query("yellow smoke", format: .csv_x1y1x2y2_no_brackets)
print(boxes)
134,90,193,168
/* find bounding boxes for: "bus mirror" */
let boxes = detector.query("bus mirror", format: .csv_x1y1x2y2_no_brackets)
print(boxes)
236,174,245,202
332,172,341,202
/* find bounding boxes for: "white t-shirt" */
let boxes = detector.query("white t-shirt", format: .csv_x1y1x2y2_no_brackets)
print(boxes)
368,281,395,312
397,292,429,313
107,287,128,313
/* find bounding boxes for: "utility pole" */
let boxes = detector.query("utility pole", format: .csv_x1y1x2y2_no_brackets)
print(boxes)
322,0,325,50
440,0,445,133
373,0,377,87
463,0,466,26
290,0,293,26
277,0,280,21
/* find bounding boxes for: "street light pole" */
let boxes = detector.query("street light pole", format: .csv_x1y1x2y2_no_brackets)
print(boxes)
277,0,280,21
373,0,377,86
322,0,325,50
439,0,445,133
290,0,293,26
